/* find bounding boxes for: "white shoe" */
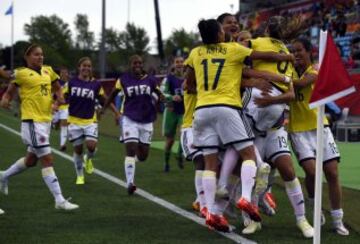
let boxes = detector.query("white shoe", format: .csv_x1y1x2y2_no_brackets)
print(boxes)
242,221,261,234
55,199,79,211
215,185,229,199
0,208,4,215
297,218,314,238
0,171,8,195
259,196,276,216
333,222,349,236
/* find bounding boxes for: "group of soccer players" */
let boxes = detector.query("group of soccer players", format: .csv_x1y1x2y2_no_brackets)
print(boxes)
0,11,349,239
180,13,349,237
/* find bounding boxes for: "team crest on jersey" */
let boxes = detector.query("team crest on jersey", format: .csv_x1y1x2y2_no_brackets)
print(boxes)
39,136,46,143
125,131,129,136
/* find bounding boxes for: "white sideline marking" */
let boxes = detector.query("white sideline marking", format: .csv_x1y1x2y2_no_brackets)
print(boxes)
0,122,256,244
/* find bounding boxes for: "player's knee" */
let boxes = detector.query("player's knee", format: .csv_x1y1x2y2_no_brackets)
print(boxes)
325,169,338,182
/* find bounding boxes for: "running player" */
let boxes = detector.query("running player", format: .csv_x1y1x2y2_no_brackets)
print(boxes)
289,37,349,235
104,55,163,195
241,17,313,237
162,56,185,172
65,57,106,185
0,44,79,211
57,67,70,151
185,19,294,232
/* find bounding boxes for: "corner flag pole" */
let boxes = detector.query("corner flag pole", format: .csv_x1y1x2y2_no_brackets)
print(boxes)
10,1,14,71
313,30,327,244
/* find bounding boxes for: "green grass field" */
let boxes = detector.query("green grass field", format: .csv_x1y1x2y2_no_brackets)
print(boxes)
0,109,360,244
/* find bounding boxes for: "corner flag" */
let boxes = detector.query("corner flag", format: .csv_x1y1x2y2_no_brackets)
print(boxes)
5,4,13,15
309,34,356,109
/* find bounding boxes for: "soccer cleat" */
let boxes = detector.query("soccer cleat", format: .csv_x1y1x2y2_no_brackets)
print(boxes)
83,155,94,174
297,218,314,238
333,222,349,236
127,183,137,195
0,171,8,195
259,194,276,216
199,207,208,218
55,199,79,211
236,197,261,222
242,221,262,234
0,208,4,215
76,176,85,185
215,185,229,199
264,192,277,210
254,163,271,195
192,201,200,212
205,212,230,232
59,145,67,152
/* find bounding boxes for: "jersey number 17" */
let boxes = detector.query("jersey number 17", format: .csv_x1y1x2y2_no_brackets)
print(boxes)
200,58,225,91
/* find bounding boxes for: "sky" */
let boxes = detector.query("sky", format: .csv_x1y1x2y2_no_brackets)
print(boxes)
0,0,239,52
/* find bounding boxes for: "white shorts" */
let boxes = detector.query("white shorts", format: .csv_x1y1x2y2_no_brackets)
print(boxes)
255,126,291,163
120,116,153,145
290,127,340,164
243,87,286,133
180,127,202,161
58,108,68,120
21,121,51,158
193,107,254,154
68,123,98,146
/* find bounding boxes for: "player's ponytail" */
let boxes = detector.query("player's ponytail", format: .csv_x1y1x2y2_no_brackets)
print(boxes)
198,19,221,44
267,15,306,43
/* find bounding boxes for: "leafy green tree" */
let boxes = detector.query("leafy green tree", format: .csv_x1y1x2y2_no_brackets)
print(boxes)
164,28,199,57
118,23,150,56
74,14,95,50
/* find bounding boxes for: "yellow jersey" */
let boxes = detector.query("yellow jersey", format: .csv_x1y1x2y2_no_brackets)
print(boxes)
181,91,197,128
185,42,252,109
12,65,59,122
250,37,294,92
288,65,328,132
59,82,69,110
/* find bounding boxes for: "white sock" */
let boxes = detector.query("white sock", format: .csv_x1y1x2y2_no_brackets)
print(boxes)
73,153,83,177
42,167,65,203
331,209,344,226
124,156,136,185
202,170,217,214
60,126,68,146
195,170,206,209
218,148,239,188
4,157,27,179
284,178,305,221
228,175,240,204
241,160,257,201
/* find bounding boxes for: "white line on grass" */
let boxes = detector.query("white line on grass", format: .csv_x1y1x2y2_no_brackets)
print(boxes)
0,123,256,244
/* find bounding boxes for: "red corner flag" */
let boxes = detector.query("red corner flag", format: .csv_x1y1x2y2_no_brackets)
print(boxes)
309,34,356,109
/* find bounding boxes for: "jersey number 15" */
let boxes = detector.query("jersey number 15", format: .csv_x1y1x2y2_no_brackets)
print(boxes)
200,58,225,91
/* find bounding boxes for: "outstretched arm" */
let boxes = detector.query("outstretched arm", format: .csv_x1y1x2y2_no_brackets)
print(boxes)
254,83,295,107
0,83,17,109
293,73,317,88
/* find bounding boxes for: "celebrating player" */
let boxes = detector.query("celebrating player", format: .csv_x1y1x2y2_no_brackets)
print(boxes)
104,55,163,195
289,37,349,235
162,56,185,172
185,19,294,232
65,57,106,185
0,44,79,211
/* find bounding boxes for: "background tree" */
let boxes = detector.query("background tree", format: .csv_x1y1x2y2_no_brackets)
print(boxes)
118,23,150,57
164,28,199,58
24,15,72,67
74,14,95,50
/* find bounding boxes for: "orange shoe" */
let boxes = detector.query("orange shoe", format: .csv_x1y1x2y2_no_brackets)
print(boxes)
200,207,208,218
264,192,277,209
205,212,230,232
236,197,261,222
192,201,200,212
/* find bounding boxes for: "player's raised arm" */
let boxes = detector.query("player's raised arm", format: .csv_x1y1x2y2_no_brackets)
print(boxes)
254,82,295,107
